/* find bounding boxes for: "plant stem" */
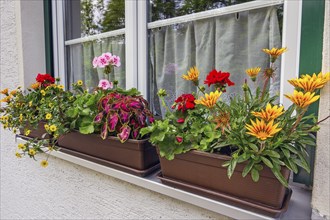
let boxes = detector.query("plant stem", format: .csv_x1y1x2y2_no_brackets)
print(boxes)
290,108,308,133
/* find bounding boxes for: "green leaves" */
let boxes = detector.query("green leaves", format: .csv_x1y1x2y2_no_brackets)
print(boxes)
79,124,94,134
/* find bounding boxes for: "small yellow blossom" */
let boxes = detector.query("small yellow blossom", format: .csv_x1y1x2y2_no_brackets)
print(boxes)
262,47,287,62
29,101,32,107
285,90,320,109
44,124,49,130
29,149,36,156
57,85,64,90
288,72,330,92
246,119,282,141
49,125,57,132
2,115,9,121
182,66,200,82
19,114,23,122
77,80,83,86
40,98,45,103
48,103,54,108
40,160,49,168
25,130,31,136
45,113,52,120
0,88,8,95
252,103,284,122
15,152,22,158
40,90,46,96
245,67,261,81
195,90,222,108
18,143,25,150
48,145,54,151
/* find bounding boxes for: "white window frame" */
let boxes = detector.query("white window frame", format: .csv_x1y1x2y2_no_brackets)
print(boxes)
52,0,302,107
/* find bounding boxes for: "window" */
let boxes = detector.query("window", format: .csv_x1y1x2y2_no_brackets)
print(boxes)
52,0,301,110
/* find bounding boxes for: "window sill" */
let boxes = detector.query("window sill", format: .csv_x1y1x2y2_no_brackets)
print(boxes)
16,136,311,220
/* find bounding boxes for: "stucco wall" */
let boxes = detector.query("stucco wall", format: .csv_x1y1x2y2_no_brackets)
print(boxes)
0,1,227,219
312,0,330,219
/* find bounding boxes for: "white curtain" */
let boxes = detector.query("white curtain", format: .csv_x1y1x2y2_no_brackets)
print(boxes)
149,6,282,116
67,35,126,91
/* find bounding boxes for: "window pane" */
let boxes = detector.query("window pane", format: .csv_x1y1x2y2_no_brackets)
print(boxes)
67,35,126,90
65,0,125,40
149,0,256,22
149,6,283,116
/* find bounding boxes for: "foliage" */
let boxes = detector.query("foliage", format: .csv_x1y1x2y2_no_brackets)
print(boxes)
141,48,330,186
0,74,77,166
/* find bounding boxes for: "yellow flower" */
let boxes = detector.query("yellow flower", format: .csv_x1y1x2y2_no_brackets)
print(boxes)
10,90,17,96
2,115,9,121
285,90,320,109
77,80,83,86
48,103,54,108
182,66,200,82
25,129,31,136
45,113,52,120
195,90,222,108
245,67,261,81
18,143,25,150
0,88,8,95
15,152,22,158
29,149,36,156
40,98,45,103
48,145,54,151
214,112,231,133
44,124,49,130
29,101,32,107
19,114,23,122
40,160,49,168
49,125,57,132
262,47,287,62
40,90,46,96
57,85,64,90
30,82,40,90
246,119,282,141
252,103,284,121
288,73,330,92
0,96,11,103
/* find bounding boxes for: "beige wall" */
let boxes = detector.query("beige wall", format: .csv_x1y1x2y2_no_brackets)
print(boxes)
312,0,330,219
0,1,227,219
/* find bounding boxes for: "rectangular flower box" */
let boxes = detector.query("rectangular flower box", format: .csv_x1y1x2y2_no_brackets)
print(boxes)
158,150,291,217
58,131,160,176
19,121,49,139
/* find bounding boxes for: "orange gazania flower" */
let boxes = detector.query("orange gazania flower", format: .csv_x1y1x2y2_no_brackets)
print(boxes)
284,90,320,109
246,119,281,141
214,111,231,133
182,66,200,82
195,90,222,108
0,88,9,95
0,96,11,103
252,103,284,121
245,67,261,81
262,47,287,62
30,82,41,90
288,72,330,92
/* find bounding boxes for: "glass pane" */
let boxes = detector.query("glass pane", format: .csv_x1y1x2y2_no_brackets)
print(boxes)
149,0,256,22
67,35,126,90
149,6,283,116
65,0,125,40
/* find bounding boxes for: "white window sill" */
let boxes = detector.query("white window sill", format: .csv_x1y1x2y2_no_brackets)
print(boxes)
16,136,311,220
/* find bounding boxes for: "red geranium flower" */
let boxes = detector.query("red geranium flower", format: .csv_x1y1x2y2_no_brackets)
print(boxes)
36,73,55,87
204,69,234,91
174,94,195,112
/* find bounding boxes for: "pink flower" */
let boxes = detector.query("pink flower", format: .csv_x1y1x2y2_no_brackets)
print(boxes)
110,55,121,67
98,57,108,68
92,57,99,68
102,52,112,61
177,118,185,123
98,79,113,90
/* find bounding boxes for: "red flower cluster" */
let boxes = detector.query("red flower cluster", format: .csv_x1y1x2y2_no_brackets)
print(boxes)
173,94,195,112
204,69,234,90
36,73,55,87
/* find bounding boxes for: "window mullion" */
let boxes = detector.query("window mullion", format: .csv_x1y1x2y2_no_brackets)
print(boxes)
125,0,138,89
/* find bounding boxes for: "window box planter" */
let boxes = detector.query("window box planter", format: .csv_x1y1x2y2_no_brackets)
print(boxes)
19,121,49,139
157,150,292,217
57,131,160,177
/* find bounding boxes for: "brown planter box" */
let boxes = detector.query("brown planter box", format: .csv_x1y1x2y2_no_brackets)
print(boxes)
58,131,159,176
19,121,49,139
158,150,291,215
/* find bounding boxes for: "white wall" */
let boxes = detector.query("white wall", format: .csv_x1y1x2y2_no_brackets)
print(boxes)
0,1,228,219
312,0,330,219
